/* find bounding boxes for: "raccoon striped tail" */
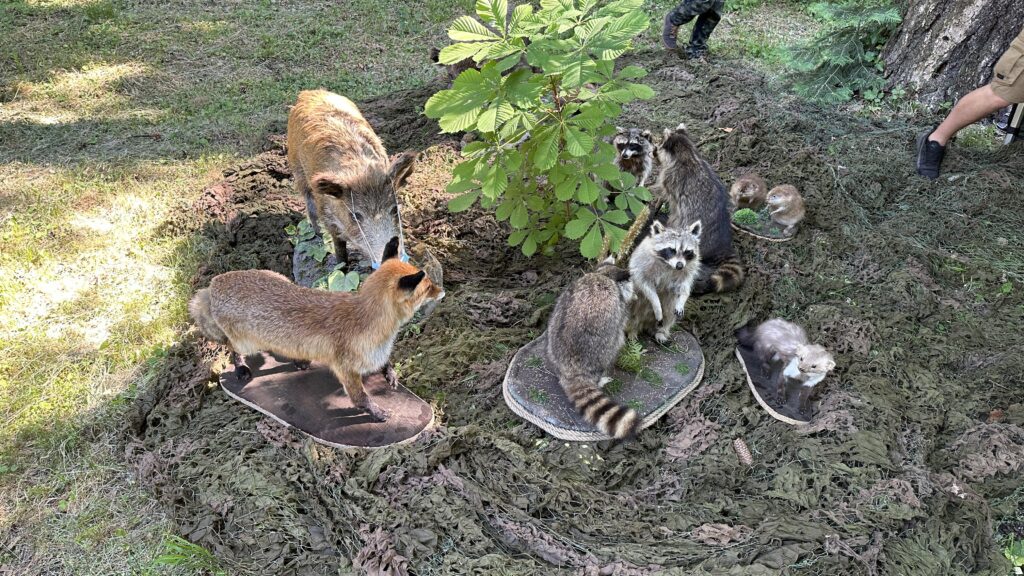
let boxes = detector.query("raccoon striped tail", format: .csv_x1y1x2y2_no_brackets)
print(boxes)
563,376,640,439
709,254,745,293
188,288,228,344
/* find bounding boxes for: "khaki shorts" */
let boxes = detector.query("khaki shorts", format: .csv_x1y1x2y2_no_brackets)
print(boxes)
993,26,1024,103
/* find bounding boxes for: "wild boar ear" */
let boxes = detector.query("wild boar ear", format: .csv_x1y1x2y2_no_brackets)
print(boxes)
311,173,350,199
398,270,426,292
381,236,400,262
388,151,416,189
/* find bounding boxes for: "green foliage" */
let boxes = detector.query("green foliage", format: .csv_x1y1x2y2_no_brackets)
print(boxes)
604,378,624,395
616,337,646,373
327,269,361,292
732,208,759,225
425,0,655,258
785,1,901,104
673,361,690,376
151,535,227,576
1005,536,1024,567
640,366,663,386
286,219,333,263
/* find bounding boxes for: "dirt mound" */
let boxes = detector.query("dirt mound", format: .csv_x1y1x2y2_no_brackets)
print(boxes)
130,51,1023,574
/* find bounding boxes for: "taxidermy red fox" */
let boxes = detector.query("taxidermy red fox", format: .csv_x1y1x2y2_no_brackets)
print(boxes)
189,237,444,422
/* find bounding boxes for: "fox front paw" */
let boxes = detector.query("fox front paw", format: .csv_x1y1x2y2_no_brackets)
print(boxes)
383,363,399,390
294,360,311,371
362,402,390,423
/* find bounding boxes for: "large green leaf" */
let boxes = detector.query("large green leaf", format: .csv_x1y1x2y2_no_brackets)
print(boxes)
447,189,481,212
564,217,592,240
476,0,508,30
576,178,600,203
564,127,594,157
439,42,486,65
554,176,578,201
531,125,560,171
449,15,500,42
580,223,603,258
602,209,629,225
482,163,508,198
508,4,536,36
439,108,483,133
510,203,529,228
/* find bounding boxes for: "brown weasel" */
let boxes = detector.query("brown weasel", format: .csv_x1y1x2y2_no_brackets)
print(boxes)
287,89,416,269
766,185,805,234
729,173,768,210
189,237,444,422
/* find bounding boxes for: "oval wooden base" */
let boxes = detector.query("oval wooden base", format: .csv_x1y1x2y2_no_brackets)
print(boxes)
730,212,798,242
503,330,705,441
220,353,434,449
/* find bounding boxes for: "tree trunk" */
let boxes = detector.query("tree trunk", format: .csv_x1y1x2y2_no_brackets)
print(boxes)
883,0,1024,106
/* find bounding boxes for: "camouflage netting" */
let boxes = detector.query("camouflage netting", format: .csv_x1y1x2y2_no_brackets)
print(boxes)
127,53,1024,575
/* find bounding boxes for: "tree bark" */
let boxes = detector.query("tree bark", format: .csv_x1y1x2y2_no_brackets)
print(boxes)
883,0,1024,106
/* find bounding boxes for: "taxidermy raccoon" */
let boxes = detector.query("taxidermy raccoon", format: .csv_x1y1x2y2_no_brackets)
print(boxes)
626,220,702,344
189,238,445,422
546,261,640,439
656,123,744,295
735,319,835,410
611,127,655,187
287,89,416,269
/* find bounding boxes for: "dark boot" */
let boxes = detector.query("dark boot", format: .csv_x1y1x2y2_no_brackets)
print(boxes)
662,12,680,51
683,10,721,59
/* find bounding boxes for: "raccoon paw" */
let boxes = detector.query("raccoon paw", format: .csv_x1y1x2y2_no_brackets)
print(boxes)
598,376,613,388
234,364,253,383
655,330,671,345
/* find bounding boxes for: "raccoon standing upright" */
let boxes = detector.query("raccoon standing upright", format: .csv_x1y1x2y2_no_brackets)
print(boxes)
626,220,702,344
611,127,655,187
546,261,640,440
656,123,744,295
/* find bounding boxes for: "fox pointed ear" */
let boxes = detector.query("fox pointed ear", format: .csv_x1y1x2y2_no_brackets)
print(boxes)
388,151,416,189
311,173,350,199
689,220,702,238
650,220,665,236
382,237,400,262
398,270,426,292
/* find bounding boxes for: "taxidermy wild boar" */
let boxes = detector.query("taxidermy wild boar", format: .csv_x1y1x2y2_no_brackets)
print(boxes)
287,89,416,269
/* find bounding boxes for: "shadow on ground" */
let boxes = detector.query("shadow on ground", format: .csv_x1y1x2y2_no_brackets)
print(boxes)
128,55,1024,575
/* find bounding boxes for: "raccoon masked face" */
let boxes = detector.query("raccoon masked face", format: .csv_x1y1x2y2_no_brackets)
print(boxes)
613,127,652,159
648,220,701,271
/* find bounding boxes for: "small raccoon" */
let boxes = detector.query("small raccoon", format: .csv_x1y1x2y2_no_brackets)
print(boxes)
626,220,702,344
611,127,655,187
735,319,835,410
729,173,768,210
766,185,805,234
656,123,744,295
547,261,640,439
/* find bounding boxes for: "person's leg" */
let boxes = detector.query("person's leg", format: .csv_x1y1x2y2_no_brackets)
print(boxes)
684,0,725,59
929,84,1010,145
663,0,713,51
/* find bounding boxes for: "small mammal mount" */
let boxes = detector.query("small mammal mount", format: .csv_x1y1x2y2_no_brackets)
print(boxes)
546,261,640,439
766,185,805,235
189,237,445,423
626,220,702,344
736,318,835,413
611,127,655,187
656,122,744,295
287,89,416,269
729,173,768,211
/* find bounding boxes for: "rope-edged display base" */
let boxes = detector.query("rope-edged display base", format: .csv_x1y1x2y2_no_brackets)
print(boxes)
730,209,798,243
221,353,434,449
503,330,704,441
734,346,815,426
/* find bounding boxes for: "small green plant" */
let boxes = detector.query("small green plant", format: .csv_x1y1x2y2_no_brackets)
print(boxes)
1004,536,1024,568
616,337,646,373
286,219,332,263
151,535,227,576
327,268,361,292
425,0,655,258
731,208,760,225
673,361,690,376
526,355,544,368
784,1,901,103
626,398,643,412
528,386,550,404
604,378,624,395
640,366,663,386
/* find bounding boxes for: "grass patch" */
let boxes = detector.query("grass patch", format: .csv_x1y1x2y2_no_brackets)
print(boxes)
527,386,549,404
640,366,664,387
616,337,646,374
604,378,624,396
674,361,691,376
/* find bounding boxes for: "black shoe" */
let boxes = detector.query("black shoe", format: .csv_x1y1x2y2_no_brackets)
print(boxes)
916,129,946,180
681,45,707,60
